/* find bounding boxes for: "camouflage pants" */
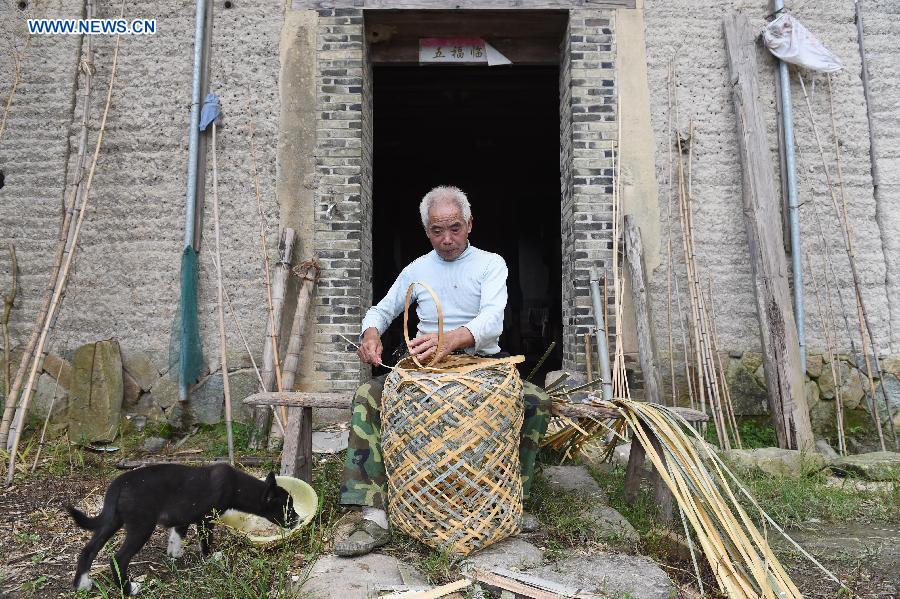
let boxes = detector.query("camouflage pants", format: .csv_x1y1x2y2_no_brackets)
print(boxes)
340,375,552,510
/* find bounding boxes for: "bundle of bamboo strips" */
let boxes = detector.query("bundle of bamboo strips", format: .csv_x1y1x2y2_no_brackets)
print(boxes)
669,64,740,450
605,398,840,597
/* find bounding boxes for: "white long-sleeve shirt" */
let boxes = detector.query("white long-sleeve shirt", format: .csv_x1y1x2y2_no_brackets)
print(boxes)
360,244,508,355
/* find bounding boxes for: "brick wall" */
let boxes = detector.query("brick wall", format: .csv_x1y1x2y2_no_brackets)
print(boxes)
559,9,618,371
310,8,369,392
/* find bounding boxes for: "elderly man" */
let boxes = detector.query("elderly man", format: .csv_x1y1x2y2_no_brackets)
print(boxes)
334,186,551,557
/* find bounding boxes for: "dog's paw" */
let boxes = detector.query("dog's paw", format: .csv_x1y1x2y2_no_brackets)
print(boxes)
126,581,142,596
166,529,184,558
76,573,93,591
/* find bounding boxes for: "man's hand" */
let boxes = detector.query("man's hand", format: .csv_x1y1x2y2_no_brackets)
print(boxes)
358,327,383,365
408,327,475,363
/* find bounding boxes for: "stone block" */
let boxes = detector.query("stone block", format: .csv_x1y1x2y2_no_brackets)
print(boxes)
30,372,68,424
41,353,73,390
806,354,824,378
147,376,179,412
815,439,839,463
542,465,607,501
120,347,160,391
68,340,124,444
123,371,141,408
466,537,544,571
724,447,826,479
298,553,427,599
726,359,769,416
580,504,639,544
741,351,763,374
817,360,851,400
832,451,900,481
866,374,900,425
528,554,674,599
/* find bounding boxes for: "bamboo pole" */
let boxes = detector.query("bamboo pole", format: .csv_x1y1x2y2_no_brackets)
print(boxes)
0,3,94,449
806,253,846,455
2,244,16,402
665,60,677,407
707,280,742,449
5,16,122,484
797,73,890,450
826,76,896,447
209,121,234,465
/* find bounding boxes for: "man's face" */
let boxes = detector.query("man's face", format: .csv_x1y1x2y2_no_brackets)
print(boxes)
426,200,472,261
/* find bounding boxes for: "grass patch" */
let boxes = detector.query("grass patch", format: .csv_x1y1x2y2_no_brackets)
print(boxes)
735,469,899,528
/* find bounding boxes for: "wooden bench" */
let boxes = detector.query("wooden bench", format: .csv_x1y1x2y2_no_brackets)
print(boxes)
243,392,708,521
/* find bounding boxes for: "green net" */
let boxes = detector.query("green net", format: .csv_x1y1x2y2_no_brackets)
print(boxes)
168,246,204,392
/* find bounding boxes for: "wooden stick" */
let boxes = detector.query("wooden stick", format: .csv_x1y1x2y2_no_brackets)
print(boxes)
270,260,319,443
584,333,593,382
526,341,555,384
624,215,662,404
5,9,123,483
209,121,234,466
2,244,16,402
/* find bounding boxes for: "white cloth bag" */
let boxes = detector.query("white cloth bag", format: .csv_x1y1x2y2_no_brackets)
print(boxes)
761,13,842,73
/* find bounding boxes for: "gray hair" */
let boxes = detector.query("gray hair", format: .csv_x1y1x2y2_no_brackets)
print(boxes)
419,186,471,228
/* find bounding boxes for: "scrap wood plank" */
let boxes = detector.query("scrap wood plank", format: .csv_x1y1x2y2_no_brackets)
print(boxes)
471,567,599,599
379,579,471,599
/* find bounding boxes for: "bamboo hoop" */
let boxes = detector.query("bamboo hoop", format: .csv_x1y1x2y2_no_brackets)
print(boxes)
5,9,123,483
403,282,444,368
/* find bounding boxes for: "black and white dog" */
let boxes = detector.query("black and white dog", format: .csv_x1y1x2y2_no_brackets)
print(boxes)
66,463,299,595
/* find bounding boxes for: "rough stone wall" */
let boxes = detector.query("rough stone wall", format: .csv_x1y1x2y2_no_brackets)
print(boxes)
310,8,369,392
560,9,618,371
643,0,898,360
0,1,283,375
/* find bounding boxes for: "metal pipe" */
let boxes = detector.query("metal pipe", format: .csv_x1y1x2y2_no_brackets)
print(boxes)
179,0,209,402
183,0,208,250
771,0,806,366
589,268,613,401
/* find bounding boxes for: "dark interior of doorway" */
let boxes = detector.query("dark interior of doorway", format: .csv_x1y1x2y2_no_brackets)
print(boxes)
372,65,562,382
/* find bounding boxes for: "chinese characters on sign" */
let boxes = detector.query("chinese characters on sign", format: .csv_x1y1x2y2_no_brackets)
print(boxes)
419,37,511,66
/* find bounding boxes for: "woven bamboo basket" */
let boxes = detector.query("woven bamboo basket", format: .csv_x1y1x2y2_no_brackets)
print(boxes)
381,282,525,555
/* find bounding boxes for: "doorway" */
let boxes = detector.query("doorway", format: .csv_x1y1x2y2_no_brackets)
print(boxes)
371,64,562,381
